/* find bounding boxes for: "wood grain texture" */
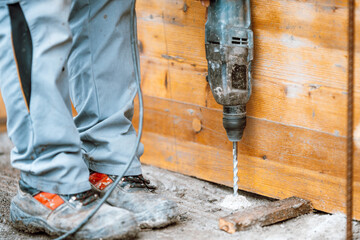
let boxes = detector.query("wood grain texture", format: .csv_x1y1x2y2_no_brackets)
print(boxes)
219,197,313,233
136,2,360,136
135,0,360,219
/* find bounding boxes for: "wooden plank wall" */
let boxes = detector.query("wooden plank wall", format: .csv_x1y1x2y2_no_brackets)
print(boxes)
0,0,359,219
134,0,360,219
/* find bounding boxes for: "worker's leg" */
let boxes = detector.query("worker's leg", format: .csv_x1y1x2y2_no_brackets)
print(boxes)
0,0,90,194
0,2,139,237
68,0,179,228
68,0,143,176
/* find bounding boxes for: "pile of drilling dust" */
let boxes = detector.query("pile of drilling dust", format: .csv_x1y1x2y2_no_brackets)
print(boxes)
219,194,252,210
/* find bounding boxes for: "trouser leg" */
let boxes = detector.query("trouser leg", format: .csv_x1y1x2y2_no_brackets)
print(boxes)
68,0,143,176
0,0,90,194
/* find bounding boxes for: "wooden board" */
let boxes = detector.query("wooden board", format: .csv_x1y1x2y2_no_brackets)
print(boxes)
219,197,313,233
134,0,360,219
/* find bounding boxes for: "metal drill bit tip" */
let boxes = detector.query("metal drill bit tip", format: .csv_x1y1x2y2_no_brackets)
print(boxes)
233,142,239,196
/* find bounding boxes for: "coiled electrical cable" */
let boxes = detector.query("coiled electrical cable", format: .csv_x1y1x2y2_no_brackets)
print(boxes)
55,0,143,238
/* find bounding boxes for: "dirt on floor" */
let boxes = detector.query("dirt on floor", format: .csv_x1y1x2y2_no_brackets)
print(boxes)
0,133,359,240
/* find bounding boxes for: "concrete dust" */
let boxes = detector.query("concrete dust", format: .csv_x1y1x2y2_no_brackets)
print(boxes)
219,194,252,210
0,133,359,239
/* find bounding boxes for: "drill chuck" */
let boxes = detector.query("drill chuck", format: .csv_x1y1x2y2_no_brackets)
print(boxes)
223,105,246,142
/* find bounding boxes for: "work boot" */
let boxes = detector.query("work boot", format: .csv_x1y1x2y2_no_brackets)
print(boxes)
10,179,139,239
89,172,178,229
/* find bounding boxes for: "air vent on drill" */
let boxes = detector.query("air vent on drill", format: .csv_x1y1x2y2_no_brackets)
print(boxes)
231,37,248,45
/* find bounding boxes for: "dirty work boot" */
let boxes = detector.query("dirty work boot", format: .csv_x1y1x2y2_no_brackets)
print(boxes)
10,179,139,239
89,172,178,229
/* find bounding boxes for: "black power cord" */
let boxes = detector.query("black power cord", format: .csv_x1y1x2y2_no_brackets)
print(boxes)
55,0,143,238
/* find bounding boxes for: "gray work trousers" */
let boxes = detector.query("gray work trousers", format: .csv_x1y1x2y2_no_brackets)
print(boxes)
0,0,143,194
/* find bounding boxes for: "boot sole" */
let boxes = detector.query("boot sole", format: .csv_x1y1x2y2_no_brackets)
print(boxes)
10,201,138,239
10,201,65,236
135,203,178,229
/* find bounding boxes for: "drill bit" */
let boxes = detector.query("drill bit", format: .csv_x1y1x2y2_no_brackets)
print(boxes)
233,141,238,196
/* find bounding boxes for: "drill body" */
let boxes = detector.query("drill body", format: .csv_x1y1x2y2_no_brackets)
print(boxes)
205,0,253,142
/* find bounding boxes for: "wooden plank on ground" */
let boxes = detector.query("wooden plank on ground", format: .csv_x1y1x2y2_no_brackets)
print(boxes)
219,197,313,234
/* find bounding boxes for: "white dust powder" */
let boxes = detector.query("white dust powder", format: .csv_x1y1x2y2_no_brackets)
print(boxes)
219,194,252,210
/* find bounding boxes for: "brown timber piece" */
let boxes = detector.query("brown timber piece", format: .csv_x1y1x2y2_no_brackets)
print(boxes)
219,196,313,234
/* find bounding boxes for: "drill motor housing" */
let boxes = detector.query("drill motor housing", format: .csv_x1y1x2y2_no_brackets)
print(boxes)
205,0,253,142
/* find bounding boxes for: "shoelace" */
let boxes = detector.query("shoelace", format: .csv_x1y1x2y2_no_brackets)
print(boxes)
63,189,99,206
111,174,157,191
